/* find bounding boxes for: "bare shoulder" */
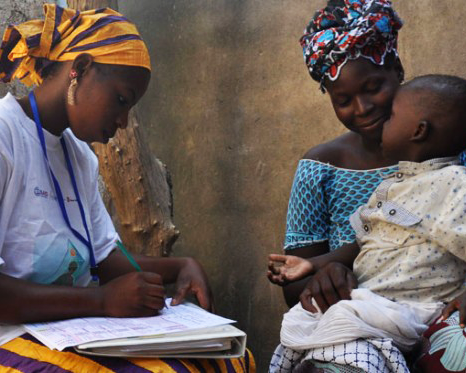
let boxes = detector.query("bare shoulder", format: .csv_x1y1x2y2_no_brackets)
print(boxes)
302,132,357,167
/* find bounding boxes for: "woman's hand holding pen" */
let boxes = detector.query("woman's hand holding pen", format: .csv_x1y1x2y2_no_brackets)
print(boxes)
100,271,166,317
98,250,214,314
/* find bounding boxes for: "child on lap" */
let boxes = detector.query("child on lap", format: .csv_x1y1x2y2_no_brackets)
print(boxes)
268,74,466,358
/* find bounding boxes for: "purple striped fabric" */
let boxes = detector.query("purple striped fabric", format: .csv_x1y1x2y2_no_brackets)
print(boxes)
66,15,129,49
244,349,250,373
26,33,40,49
207,359,222,373
159,358,193,373
52,5,64,49
19,334,153,372
0,347,72,373
187,358,206,371
224,358,236,373
85,355,154,372
0,28,21,81
68,10,81,35
67,34,141,53
1,57,23,82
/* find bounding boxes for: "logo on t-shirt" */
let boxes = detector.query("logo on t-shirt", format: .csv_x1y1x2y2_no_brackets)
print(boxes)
33,186,57,201
30,234,88,285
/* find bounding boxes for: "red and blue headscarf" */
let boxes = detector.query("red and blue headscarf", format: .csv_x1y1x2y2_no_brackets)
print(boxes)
0,4,151,86
301,0,402,90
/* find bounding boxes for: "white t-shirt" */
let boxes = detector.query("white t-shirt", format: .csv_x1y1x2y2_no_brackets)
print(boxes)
0,93,117,286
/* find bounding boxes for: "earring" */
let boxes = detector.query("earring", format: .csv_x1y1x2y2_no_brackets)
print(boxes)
67,70,78,105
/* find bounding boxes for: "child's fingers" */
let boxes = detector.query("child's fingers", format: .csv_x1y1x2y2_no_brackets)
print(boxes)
267,271,287,286
267,270,281,284
268,261,281,275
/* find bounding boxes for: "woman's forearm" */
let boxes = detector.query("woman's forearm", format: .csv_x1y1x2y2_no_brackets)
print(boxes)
98,250,189,284
0,273,104,324
311,241,360,272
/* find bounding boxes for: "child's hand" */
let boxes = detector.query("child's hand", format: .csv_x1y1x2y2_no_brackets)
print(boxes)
442,291,466,328
267,254,313,286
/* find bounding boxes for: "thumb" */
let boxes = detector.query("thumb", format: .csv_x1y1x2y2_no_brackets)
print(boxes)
269,253,287,263
346,271,358,291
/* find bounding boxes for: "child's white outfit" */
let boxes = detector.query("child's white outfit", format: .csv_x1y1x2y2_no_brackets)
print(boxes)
0,93,117,286
279,157,466,372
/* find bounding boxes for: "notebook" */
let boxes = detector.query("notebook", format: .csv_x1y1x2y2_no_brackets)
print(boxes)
22,300,247,358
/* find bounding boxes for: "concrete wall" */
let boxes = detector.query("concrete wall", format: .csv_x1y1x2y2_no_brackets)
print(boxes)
119,1,466,369
118,1,466,370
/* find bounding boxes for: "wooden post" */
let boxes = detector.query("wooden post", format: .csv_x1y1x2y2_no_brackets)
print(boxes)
68,0,179,256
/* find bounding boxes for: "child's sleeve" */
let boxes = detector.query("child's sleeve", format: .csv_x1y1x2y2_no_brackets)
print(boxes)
284,160,330,251
419,170,466,261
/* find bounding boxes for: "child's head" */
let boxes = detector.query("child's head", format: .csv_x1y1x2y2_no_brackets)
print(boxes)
381,74,466,162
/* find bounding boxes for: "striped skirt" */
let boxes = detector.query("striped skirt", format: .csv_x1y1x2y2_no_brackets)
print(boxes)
0,334,255,373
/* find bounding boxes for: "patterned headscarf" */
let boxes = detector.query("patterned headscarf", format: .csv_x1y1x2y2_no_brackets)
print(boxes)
0,4,151,86
301,0,402,90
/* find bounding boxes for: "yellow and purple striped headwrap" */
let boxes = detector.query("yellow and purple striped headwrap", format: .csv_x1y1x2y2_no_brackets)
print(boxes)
0,4,151,86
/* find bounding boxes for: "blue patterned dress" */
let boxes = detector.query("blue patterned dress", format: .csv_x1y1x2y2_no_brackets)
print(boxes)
285,159,397,252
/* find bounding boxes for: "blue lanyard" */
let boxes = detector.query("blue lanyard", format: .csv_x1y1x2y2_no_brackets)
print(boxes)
29,92,99,285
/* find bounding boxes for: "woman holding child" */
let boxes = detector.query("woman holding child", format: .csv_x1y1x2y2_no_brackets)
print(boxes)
269,0,466,372
0,4,254,372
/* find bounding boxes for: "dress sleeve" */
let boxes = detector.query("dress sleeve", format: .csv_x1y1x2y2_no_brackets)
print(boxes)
284,160,330,251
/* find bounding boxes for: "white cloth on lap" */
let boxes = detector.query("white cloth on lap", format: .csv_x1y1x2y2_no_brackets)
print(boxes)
281,288,443,353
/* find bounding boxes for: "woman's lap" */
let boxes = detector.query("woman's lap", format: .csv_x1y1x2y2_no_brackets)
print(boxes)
413,311,466,372
271,311,466,373
0,334,255,373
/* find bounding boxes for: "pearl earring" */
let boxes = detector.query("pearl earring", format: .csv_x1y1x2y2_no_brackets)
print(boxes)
67,70,78,105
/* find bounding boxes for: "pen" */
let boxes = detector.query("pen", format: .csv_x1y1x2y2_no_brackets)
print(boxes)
116,239,168,309
116,239,142,272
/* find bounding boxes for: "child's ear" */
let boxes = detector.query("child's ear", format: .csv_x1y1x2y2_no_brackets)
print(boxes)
410,120,430,142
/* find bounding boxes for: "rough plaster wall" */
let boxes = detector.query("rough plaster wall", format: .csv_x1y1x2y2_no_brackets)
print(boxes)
2,0,466,370
119,1,466,369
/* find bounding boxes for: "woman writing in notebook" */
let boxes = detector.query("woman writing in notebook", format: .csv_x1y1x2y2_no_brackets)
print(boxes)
0,4,208,323
0,5,254,372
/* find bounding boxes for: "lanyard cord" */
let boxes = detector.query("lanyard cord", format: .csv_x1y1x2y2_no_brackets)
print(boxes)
28,92,99,284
